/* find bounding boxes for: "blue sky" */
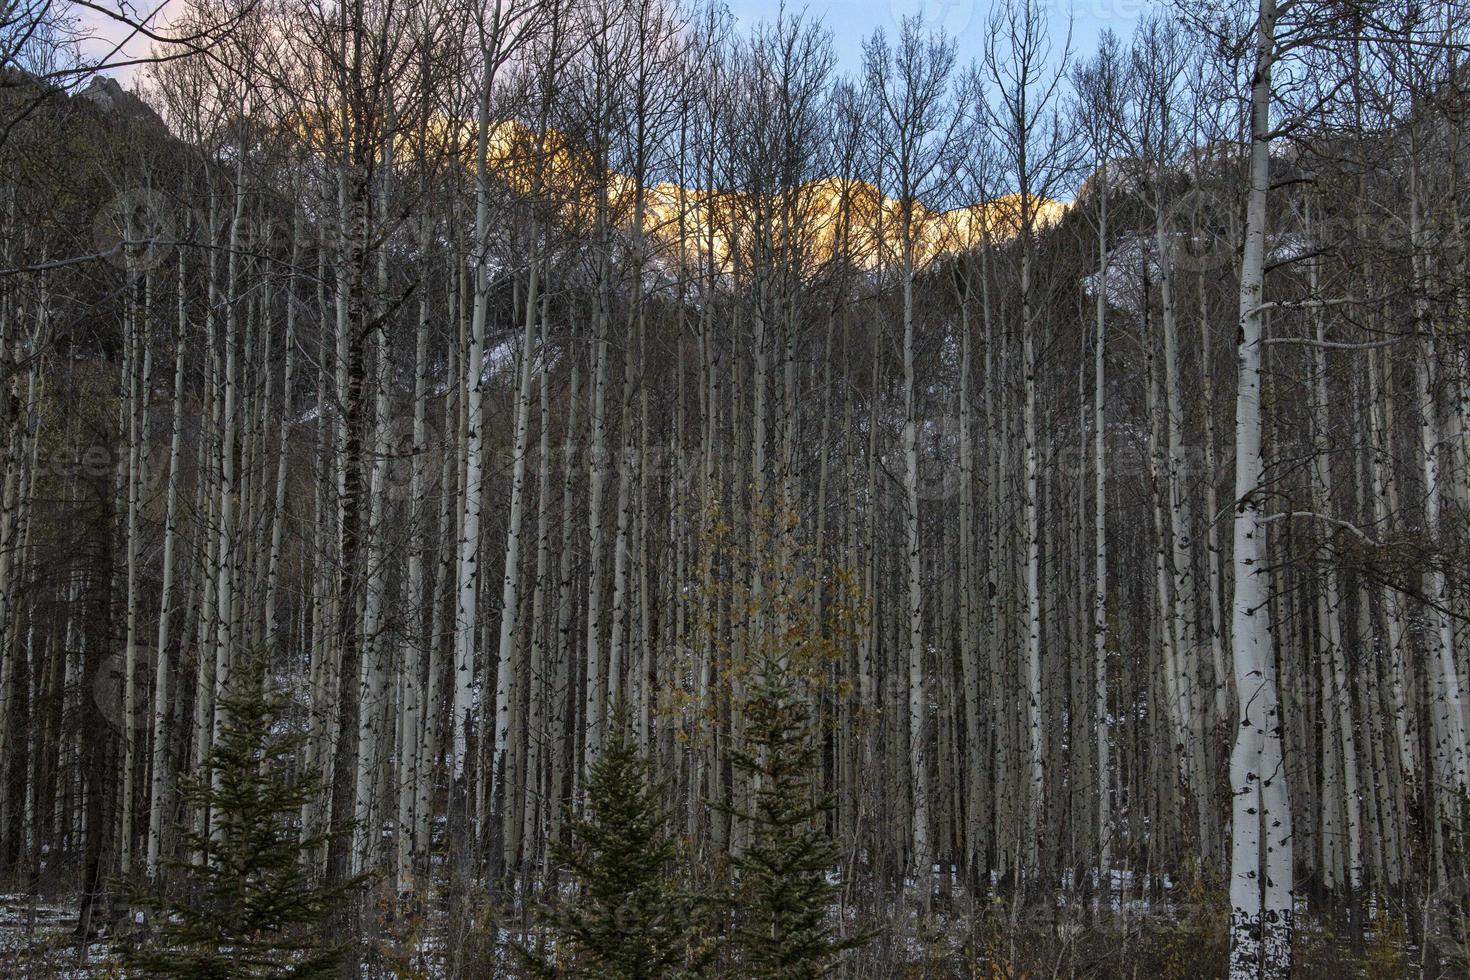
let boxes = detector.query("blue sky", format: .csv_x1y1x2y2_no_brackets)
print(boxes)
81,0,1160,89
724,0,1160,76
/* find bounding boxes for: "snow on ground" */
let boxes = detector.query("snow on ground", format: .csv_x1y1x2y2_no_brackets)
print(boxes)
0,894,111,977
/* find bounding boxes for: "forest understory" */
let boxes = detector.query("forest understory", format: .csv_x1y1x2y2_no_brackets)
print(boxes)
4,0,1470,976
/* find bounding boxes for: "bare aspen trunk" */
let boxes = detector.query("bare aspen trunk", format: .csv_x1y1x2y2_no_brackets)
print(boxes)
1227,3,1294,972
902,234,932,900
1197,274,1228,726
191,205,223,854
353,124,397,875
491,256,539,851
1021,242,1044,872
210,159,248,840
145,253,187,877
1092,192,1111,880
452,56,494,787
957,282,983,880
1306,216,1361,892
606,302,637,717
523,289,553,866
1156,208,1210,856
395,212,432,890
583,245,612,775
1410,161,1469,798
549,339,581,850
264,222,301,655
121,265,152,876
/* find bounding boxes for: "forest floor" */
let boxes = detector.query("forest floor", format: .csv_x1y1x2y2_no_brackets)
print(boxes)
0,887,1415,978
0,895,106,978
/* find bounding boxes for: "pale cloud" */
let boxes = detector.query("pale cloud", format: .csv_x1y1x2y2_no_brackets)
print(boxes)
69,0,183,87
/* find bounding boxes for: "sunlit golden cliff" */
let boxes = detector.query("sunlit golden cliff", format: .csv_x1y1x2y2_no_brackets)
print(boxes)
480,119,1067,277
301,114,1066,274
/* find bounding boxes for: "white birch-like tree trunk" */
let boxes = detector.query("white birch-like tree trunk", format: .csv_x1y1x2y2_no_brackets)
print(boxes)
902,235,931,901
396,214,432,890
209,160,247,839
452,55,494,785
145,252,189,877
1227,3,1294,972
120,264,152,876
1092,187,1111,880
492,255,539,833
1410,161,1469,798
1306,216,1362,891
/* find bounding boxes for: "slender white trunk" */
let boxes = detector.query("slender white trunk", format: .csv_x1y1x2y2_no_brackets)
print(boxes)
1307,217,1361,891
606,304,637,716
191,214,221,854
121,266,152,875
211,160,246,775
452,60,493,783
1198,274,1228,725
1228,5,1294,972
264,225,300,655
352,314,390,873
0,307,16,787
523,289,553,862
492,257,539,826
396,221,432,890
549,341,581,846
1021,244,1044,871
1157,207,1207,842
146,252,188,877
583,258,612,773
957,285,982,877
353,128,396,873
902,239,931,898
1367,343,1414,779
1410,162,1469,797
1093,191,1111,877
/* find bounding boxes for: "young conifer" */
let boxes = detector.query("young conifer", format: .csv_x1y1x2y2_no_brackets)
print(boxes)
536,705,710,978
121,649,364,979
727,654,864,978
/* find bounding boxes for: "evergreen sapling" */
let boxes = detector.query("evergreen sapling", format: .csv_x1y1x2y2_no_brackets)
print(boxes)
121,650,365,979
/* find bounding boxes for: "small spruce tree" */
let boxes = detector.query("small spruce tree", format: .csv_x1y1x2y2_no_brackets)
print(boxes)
121,650,363,979
534,707,710,978
727,654,864,979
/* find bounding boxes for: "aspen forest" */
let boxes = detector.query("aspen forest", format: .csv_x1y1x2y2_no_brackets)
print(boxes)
4,0,1470,975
